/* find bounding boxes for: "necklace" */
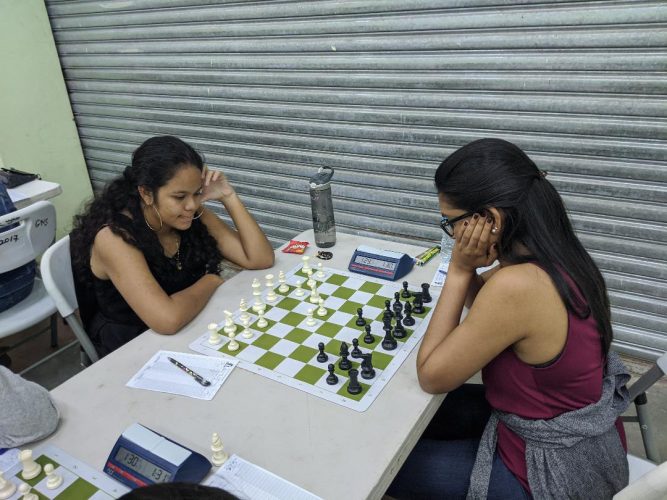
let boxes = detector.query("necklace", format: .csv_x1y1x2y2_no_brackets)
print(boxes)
171,234,182,271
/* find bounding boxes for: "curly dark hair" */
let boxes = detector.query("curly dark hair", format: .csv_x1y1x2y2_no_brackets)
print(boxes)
70,136,223,292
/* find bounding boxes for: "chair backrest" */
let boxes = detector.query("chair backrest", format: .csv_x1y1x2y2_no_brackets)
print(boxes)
41,235,100,363
0,200,56,272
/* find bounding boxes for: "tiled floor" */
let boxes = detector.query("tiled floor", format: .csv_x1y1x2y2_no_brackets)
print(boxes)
4,321,666,463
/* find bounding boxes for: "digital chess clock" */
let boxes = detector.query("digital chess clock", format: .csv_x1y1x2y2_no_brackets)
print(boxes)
104,423,211,489
348,245,414,281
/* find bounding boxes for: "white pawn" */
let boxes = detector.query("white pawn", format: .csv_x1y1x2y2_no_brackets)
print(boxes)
278,271,289,293
0,471,17,500
316,262,326,279
227,330,239,351
18,483,37,500
19,450,40,481
44,463,63,490
256,308,268,328
265,274,278,303
211,432,229,466
252,278,263,312
317,298,327,317
207,323,222,345
239,298,250,323
241,316,253,339
294,279,305,297
302,255,311,273
223,310,236,335
306,308,317,326
309,283,320,304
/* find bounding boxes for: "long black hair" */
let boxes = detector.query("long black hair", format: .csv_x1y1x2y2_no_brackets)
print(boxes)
70,136,222,292
435,138,612,354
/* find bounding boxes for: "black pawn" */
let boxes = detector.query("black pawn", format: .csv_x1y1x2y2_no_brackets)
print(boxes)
384,299,394,318
394,317,406,339
360,353,376,380
393,292,403,313
355,307,366,327
403,301,415,326
363,324,375,344
421,283,432,303
401,280,411,298
351,338,362,358
347,369,362,395
382,328,397,351
317,342,328,363
326,363,338,385
412,293,425,314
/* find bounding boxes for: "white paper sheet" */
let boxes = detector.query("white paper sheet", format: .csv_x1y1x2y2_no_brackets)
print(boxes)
205,455,321,500
126,350,237,400
0,448,19,472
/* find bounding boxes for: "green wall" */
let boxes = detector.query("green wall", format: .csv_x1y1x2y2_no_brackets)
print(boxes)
0,0,92,238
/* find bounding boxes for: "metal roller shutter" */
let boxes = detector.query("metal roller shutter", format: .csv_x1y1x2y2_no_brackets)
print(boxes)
45,0,666,359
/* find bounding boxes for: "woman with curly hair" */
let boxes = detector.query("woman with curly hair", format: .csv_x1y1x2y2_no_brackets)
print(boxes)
70,136,274,357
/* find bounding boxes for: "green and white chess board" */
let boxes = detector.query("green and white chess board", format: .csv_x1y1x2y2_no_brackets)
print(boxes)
4,445,129,499
189,263,436,411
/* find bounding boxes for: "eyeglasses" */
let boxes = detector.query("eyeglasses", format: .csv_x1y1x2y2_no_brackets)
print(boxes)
440,211,477,238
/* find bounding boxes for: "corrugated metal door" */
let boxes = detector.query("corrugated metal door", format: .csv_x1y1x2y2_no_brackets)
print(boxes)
45,0,666,359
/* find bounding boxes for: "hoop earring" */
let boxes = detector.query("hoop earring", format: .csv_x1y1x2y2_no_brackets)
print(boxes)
143,204,163,231
192,207,204,220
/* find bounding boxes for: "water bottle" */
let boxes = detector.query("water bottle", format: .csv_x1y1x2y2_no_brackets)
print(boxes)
440,232,455,269
309,167,336,248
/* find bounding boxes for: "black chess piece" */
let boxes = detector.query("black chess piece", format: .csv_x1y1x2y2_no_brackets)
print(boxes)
401,280,411,298
355,307,366,327
412,293,425,314
384,299,394,318
338,341,352,370
360,353,376,380
382,319,392,333
393,317,406,339
317,342,328,363
351,338,362,358
393,292,403,313
363,324,375,344
339,341,349,357
326,363,338,385
421,283,432,303
403,301,415,326
382,328,397,351
347,368,362,395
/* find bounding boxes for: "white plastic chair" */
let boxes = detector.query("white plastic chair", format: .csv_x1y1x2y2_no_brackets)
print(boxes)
0,200,58,347
41,235,99,364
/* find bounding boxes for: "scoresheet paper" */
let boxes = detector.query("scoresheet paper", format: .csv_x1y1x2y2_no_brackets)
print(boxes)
127,350,237,400
205,455,322,500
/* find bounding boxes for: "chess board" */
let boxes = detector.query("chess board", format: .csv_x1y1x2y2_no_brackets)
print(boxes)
3,444,129,499
189,263,436,411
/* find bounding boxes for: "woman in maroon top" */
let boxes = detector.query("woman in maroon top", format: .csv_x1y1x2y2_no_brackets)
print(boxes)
387,139,627,499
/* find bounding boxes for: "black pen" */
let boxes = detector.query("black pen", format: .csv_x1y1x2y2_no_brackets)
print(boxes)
167,357,211,386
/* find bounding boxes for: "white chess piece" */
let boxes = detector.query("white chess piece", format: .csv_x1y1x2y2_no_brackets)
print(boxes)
227,330,239,351
239,298,250,323
265,274,278,303
211,432,229,466
294,279,305,297
44,463,63,490
278,270,289,293
256,308,268,328
207,323,222,345
252,278,264,312
241,316,253,339
19,450,41,480
317,298,327,317
223,310,236,335
0,471,17,500
316,262,326,279
302,255,311,273
18,483,37,500
306,308,317,326
309,282,320,304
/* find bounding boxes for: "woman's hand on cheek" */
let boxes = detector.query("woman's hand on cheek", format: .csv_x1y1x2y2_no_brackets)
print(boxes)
450,214,498,273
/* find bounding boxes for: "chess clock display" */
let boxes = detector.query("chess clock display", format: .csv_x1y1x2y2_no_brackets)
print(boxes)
104,423,211,489
348,245,414,281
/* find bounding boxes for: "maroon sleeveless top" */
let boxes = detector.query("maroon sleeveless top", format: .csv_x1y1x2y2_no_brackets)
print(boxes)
482,269,626,492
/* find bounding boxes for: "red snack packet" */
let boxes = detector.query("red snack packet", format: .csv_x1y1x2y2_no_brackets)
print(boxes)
282,240,309,254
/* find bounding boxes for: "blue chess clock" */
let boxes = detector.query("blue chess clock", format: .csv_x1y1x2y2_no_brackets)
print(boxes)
104,423,211,489
348,245,414,281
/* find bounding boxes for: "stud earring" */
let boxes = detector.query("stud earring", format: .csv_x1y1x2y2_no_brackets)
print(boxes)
491,226,499,234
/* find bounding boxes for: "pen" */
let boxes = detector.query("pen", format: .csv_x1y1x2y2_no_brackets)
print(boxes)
167,357,211,387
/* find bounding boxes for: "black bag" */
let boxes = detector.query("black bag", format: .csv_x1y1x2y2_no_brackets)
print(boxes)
0,167,41,188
